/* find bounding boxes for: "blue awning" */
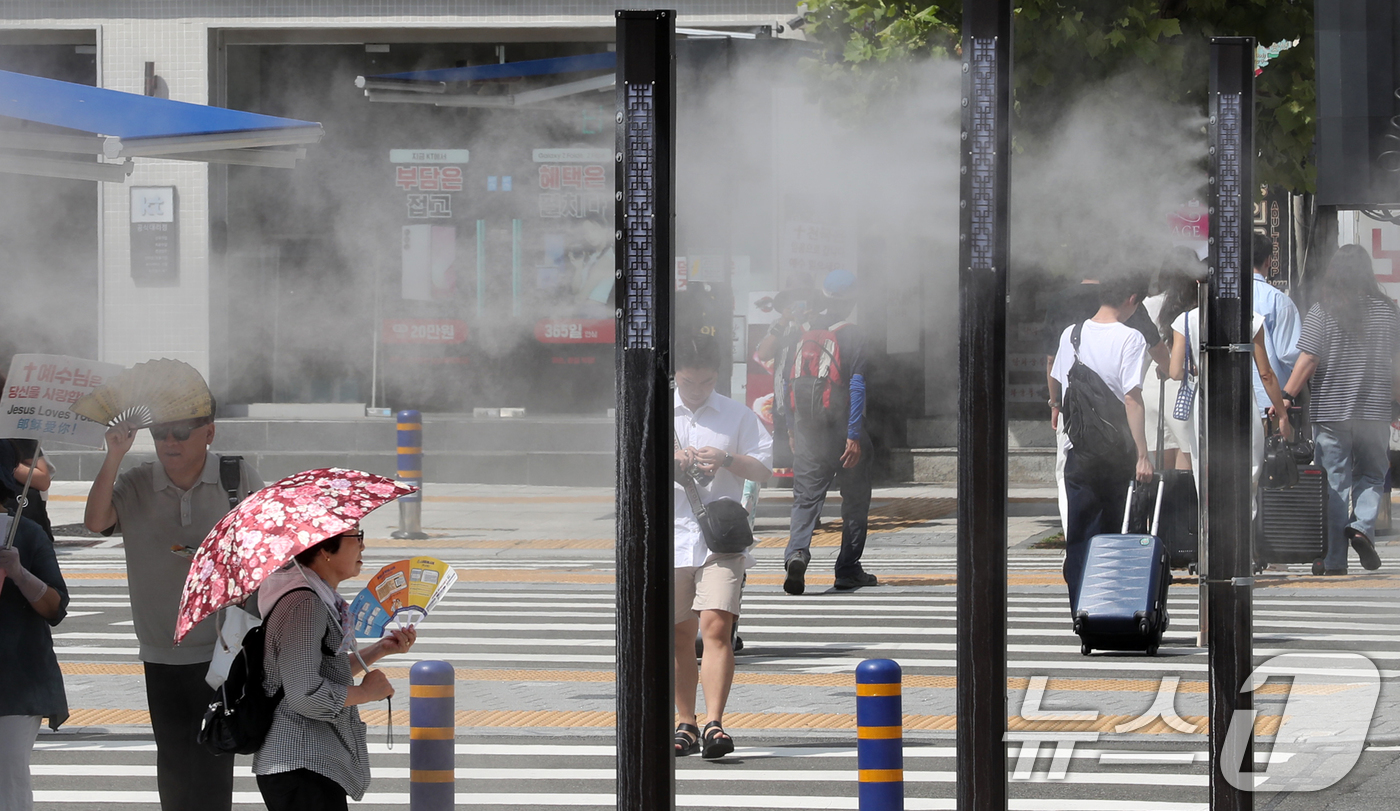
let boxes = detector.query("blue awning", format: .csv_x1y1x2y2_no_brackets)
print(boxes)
374,52,615,85
0,70,324,182
355,52,616,108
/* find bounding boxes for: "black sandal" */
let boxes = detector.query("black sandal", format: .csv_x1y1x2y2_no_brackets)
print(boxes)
674,723,700,756
701,720,734,760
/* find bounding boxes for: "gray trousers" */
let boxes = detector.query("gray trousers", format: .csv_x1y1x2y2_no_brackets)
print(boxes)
785,428,873,578
0,715,41,811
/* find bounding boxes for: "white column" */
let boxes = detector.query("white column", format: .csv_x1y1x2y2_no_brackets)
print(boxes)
99,21,211,377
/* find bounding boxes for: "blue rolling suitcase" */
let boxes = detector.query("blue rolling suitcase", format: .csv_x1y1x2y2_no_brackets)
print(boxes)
1072,479,1171,656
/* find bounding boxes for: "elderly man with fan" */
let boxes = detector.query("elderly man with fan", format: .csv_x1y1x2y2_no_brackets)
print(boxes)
80,360,263,811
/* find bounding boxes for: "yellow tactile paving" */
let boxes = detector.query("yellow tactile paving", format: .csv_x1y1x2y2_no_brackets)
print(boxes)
422,496,613,504
755,497,958,549
57,565,1400,588
366,538,615,550
60,664,1334,697
57,708,1279,735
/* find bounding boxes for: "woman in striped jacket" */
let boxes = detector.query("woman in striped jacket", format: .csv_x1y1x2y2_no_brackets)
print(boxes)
253,528,416,811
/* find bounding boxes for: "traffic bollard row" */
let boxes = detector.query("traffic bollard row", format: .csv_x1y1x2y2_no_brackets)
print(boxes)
409,660,454,810
857,658,904,810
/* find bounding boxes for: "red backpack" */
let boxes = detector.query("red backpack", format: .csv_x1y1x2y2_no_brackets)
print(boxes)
788,322,850,426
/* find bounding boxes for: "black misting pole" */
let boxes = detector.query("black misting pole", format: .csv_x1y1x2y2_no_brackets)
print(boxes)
614,10,676,811
956,0,1013,808
1203,36,1256,811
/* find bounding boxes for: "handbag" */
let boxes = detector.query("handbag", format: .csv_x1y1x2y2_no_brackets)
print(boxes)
1262,425,1300,490
674,431,754,554
1173,316,1197,422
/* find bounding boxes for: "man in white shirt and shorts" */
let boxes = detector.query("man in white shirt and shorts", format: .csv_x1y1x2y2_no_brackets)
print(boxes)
672,335,773,760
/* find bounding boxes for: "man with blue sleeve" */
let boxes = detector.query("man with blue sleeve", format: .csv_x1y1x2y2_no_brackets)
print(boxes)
783,269,876,594
1252,232,1301,416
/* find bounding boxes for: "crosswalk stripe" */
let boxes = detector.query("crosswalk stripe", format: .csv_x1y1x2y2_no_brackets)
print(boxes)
27,764,1208,785
31,791,1209,809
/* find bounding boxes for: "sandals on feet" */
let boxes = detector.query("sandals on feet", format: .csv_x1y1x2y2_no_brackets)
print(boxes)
701,720,734,760
674,723,700,756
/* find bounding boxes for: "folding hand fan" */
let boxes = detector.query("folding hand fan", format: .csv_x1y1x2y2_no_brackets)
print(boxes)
73,358,213,429
351,556,459,639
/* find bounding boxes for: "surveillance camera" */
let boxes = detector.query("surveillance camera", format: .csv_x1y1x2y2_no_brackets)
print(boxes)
786,14,808,29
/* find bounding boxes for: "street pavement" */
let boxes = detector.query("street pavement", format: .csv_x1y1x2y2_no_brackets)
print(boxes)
28,481,1400,809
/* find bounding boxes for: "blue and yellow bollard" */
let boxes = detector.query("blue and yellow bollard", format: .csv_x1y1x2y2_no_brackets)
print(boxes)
857,658,904,810
392,409,428,540
409,660,454,810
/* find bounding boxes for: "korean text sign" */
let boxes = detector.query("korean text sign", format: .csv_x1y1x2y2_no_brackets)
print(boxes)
0,354,125,448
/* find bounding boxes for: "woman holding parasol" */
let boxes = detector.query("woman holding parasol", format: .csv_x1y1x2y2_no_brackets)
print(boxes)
175,468,420,811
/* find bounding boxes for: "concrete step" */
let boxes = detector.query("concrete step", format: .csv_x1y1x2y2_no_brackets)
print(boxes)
889,447,1055,486
44,449,616,487
212,416,613,454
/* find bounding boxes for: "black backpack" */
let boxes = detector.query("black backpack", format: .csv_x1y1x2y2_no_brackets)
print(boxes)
1061,321,1135,470
198,587,319,755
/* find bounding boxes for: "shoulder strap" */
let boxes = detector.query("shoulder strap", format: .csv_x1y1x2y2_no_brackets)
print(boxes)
1070,321,1084,358
263,586,338,658
673,429,714,546
1184,317,1196,376
219,456,244,510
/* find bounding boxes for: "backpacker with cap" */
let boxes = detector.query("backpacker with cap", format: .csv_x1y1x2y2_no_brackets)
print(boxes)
788,321,850,427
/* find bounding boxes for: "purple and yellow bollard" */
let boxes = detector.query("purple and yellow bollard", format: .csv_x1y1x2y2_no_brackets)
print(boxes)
409,660,454,810
857,658,904,810
392,409,428,540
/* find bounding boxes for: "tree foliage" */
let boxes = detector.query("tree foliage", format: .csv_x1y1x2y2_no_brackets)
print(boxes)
799,0,1317,192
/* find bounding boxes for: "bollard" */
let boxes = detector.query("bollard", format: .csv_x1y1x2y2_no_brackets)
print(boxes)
409,660,454,810
393,409,429,540
856,658,904,811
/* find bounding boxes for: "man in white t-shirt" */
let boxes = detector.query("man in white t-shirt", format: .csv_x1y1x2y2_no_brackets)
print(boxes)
1049,272,1154,604
672,335,773,760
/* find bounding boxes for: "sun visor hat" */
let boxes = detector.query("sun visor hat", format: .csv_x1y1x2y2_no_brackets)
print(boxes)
822,269,857,300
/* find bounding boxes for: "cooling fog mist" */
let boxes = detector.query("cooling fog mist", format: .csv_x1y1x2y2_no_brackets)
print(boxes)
0,38,1207,435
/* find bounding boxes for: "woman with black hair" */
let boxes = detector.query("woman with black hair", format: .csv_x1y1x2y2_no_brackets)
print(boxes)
0,440,68,811
1284,243,1400,575
253,529,416,811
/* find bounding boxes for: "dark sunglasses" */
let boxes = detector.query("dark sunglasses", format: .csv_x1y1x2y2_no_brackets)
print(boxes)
150,423,205,441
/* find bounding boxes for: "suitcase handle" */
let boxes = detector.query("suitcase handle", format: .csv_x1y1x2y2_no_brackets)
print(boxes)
1121,476,1166,536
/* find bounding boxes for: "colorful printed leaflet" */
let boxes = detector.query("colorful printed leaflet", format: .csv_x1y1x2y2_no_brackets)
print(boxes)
351,556,459,639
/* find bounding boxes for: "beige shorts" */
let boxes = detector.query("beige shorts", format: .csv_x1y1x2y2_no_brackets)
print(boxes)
674,553,746,624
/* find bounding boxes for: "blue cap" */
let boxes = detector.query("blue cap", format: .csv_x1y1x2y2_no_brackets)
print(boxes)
823,269,857,299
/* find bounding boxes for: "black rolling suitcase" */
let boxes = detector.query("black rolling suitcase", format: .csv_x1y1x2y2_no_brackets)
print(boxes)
1257,405,1327,574
1151,387,1198,570
1073,478,1172,656
1258,464,1328,575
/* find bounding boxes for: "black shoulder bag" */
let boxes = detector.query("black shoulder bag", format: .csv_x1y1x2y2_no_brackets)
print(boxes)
1062,321,1136,471
674,431,754,554
198,587,335,755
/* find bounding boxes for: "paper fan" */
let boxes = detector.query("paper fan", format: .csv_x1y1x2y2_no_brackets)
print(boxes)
73,358,213,429
351,556,459,639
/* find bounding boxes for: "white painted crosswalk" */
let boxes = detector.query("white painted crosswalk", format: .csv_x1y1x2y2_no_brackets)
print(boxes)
31,739,1219,810
37,551,1400,809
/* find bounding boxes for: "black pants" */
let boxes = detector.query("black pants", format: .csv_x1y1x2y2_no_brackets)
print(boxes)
257,769,349,811
143,661,234,811
786,427,873,578
1063,449,1132,607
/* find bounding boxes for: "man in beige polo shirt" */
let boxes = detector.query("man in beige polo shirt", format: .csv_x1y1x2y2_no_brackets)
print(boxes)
84,410,262,811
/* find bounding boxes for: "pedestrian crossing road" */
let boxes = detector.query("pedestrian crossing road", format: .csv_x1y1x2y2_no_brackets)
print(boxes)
35,549,1400,809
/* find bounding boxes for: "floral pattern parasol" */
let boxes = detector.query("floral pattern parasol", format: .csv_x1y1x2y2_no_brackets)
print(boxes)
174,468,416,643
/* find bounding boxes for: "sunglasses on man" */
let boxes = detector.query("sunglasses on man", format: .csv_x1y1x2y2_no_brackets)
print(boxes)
149,421,208,441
